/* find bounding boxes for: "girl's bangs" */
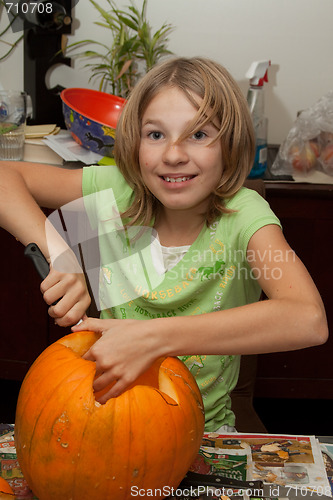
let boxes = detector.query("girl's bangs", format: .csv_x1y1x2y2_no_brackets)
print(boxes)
176,88,222,144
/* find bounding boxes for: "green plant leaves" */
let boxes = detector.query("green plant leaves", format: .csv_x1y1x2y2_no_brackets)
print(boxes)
64,0,174,97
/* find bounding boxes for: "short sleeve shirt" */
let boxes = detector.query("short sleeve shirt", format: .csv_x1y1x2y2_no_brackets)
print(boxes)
82,164,281,431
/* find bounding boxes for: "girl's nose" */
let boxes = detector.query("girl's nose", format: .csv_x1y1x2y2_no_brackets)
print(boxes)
162,141,189,165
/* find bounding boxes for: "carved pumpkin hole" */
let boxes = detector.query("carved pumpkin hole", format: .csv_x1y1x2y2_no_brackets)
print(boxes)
158,370,179,405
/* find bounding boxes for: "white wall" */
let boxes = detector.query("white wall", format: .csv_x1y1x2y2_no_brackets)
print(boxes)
1,0,333,144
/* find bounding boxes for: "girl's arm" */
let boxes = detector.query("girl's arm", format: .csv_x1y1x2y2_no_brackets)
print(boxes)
169,224,328,355
75,224,328,402
0,161,90,326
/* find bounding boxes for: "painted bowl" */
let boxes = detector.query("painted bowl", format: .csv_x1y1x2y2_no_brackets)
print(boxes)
60,88,126,158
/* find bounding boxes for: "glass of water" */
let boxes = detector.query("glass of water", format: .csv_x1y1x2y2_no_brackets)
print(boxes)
0,91,33,161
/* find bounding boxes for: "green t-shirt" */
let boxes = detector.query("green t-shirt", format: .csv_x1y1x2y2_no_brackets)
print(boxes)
82,164,281,431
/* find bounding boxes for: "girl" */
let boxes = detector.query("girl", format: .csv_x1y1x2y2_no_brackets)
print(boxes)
0,57,328,432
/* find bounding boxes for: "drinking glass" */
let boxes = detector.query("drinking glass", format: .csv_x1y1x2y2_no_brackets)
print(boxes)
0,91,32,161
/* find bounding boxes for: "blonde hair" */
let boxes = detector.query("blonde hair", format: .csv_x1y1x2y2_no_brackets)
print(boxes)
114,56,255,226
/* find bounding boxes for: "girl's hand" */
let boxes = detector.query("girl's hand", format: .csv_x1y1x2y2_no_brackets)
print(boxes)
72,317,163,404
40,267,91,327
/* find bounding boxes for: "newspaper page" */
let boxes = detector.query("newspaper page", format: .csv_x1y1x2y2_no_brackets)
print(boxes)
320,443,333,495
181,433,332,500
0,424,36,499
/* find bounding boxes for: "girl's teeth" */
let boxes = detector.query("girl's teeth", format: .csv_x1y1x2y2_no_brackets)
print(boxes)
164,176,191,183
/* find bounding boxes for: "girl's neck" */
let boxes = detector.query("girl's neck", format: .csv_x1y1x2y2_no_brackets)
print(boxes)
154,209,206,247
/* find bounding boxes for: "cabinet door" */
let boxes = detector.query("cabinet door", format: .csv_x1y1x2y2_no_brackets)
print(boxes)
256,184,333,399
0,230,64,380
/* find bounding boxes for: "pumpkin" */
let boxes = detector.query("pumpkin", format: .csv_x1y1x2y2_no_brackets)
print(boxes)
0,477,14,498
15,331,204,500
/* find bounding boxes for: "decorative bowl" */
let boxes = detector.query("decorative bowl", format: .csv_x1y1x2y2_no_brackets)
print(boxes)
60,88,126,157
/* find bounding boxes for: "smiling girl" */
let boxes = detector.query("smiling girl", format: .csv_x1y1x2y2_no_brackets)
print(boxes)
0,57,328,432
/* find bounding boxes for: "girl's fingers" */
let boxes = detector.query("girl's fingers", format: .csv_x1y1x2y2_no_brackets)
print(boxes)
72,317,111,333
49,304,84,327
94,378,126,404
82,350,95,361
47,291,90,326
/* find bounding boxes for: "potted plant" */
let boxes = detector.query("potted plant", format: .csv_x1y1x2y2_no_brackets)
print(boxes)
64,0,174,98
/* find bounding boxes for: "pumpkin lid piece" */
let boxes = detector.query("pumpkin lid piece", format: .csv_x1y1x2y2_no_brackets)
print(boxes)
0,477,14,498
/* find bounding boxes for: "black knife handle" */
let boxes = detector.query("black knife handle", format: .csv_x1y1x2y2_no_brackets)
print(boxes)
179,471,263,491
24,243,50,280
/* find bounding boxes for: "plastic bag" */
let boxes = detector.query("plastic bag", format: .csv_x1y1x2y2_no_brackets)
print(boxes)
271,91,333,177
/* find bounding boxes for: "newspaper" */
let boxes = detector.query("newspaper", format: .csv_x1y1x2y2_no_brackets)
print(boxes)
321,443,333,495
43,130,103,164
182,433,332,499
0,424,35,498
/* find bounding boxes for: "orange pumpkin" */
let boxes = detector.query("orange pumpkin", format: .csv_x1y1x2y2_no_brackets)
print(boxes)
0,477,14,498
15,331,204,500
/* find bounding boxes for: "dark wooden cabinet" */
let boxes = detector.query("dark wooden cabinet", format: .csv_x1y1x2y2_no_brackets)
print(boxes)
255,182,333,400
0,230,69,381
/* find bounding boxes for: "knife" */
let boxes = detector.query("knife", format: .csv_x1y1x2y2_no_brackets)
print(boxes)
24,242,59,307
24,242,50,281
24,242,83,324
178,471,332,499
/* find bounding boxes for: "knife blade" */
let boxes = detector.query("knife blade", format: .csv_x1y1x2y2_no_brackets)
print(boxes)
179,471,332,499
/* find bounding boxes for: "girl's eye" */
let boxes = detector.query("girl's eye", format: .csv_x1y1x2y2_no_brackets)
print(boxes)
192,130,207,140
148,131,163,140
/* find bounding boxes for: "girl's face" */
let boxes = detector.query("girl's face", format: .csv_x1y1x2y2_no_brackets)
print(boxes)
139,86,223,219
